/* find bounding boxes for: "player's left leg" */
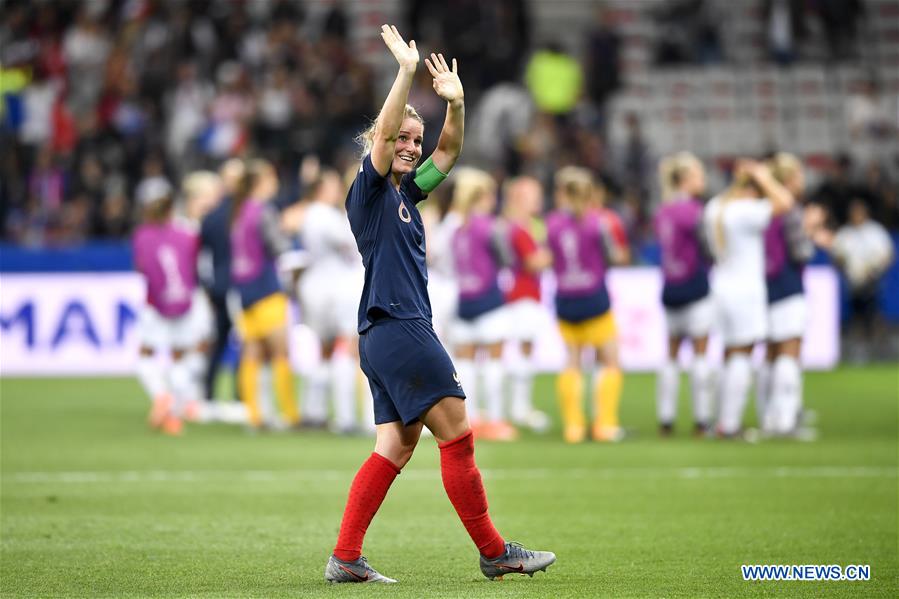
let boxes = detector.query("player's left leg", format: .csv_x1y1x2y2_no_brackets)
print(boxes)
481,339,516,441
268,327,299,427
423,396,555,578
689,335,712,435
590,313,623,442
717,345,754,437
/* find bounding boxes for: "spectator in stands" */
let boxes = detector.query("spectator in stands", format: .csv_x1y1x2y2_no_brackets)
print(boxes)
814,0,865,62
863,162,899,232
845,77,898,167
763,0,807,66
829,198,895,361
652,0,722,66
583,7,622,125
525,41,583,117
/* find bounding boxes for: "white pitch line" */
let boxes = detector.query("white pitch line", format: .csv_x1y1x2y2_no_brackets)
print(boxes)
3,466,896,485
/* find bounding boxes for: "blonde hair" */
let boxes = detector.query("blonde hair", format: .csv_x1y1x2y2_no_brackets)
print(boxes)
555,166,594,215
659,151,703,201
182,171,222,202
355,104,424,157
768,152,802,186
714,160,764,254
451,167,496,216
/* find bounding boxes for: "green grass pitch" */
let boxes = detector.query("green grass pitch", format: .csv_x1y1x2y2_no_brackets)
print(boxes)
1,367,897,598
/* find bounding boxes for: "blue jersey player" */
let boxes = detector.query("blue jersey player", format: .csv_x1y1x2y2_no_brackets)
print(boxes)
324,25,555,584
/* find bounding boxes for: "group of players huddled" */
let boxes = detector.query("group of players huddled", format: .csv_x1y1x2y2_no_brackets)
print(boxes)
132,142,820,443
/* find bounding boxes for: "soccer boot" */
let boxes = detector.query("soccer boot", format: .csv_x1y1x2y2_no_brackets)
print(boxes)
563,424,587,444
592,423,625,443
148,393,174,429
324,555,397,583
480,541,556,580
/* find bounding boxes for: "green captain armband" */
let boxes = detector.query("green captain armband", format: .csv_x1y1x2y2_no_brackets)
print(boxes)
414,157,448,193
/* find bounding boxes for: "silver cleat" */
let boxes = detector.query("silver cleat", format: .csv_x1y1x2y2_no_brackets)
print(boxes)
324,555,397,583
479,541,556,580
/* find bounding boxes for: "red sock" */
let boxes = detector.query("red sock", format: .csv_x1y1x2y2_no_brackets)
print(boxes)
333,452,401,562
438,430,506,559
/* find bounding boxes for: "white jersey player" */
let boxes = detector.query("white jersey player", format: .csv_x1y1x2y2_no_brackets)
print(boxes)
298,169,367,433
703,159,794,437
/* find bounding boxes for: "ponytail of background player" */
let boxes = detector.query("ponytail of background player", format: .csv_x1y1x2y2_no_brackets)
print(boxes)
703,159,794,437
229,159,299,430
757,153,813,435
653,152,714,436
325,25,554,584
547,167,628,443
450,168,517,441
133,177,204,435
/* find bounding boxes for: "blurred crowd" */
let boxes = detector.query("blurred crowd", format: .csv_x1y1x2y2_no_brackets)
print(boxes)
2,0,895,249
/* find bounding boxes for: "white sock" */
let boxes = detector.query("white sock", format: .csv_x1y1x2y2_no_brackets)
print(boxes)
508,354,534,423
456,358,479,423
184,351,207,403
717,353,751,435
303,361,329,423
169,358,194,417
331,354,357,431
656,360,679,425
359,369,376,433
756,361,771,429
771,355,802,434
258,365,275,423
690,355,712,426
136,354,166,400
483,358,506,423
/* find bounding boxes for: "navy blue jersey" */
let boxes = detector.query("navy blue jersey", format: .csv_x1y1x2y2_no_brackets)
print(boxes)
661,270,710,308
555,287,611,323
199,197,232,300
766,262,804,303
346,155,431,333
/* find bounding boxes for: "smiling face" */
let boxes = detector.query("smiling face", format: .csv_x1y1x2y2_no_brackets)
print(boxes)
392,117,424,178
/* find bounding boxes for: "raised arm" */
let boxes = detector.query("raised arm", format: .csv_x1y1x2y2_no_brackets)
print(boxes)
747,161,795,216
424,53,464,174
371,25,419,176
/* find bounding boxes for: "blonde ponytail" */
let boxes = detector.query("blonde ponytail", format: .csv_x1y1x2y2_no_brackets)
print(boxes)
659,151,703,202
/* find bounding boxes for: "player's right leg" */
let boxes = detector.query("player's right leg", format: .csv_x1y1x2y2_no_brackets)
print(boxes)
555,318,588,443
327,417,421,582
135,305,174,429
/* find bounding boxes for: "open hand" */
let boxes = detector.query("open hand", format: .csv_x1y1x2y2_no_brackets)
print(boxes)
380,25,418,71
425,53,463,104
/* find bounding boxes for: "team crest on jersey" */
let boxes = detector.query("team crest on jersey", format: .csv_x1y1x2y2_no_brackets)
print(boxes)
453,372,462,387
398,200,412,223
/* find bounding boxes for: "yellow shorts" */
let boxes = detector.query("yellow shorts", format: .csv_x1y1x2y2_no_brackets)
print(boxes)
558,311,617,348
238,293,289,341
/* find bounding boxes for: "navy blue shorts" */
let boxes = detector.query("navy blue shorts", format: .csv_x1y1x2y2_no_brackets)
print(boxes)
359,317,466,425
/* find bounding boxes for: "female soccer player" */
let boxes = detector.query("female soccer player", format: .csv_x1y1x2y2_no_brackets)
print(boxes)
450,167,516,441
703,159,794,437
757,153,813,435
229,159,300,430
499,176,552,431
133,177,205,435
297,169,364,434
547,167,628,444
653,152,714,436
325,25,554,584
